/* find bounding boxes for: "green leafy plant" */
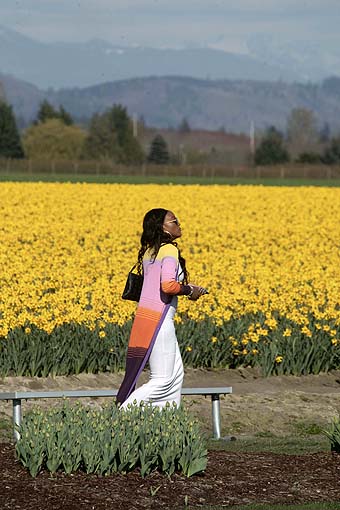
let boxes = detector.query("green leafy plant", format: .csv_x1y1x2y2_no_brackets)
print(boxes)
15,401,207,478
1,312,340,378
322,416,340,452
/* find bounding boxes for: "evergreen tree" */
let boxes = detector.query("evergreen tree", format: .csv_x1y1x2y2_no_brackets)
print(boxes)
254,126,290,166
83,104,144,164
36,100,74,126
0,101,24,158
110,104,130,147
322,137,340,165
83,112,114,159
147,134,170,164
59,105,74,126
295,152,321,164
109,104,144,164
36,100,59,124
178,117,191,133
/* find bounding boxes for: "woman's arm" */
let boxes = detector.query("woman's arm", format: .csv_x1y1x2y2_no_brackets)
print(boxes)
159,244,192,296
160,256,192,295
159,244,204,299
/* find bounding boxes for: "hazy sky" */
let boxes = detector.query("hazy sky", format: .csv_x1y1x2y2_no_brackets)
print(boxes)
1,0,339,53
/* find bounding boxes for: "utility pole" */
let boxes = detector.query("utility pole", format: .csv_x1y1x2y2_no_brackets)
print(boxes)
250,120,255,156
132,113,138,138
0,81,7,103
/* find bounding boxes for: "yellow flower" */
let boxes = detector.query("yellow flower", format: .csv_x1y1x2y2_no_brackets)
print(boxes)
99,330,106,338
252,349,258,355
283,328,292,337
24,327,31,334
242,349,248,355
330,329,337,337
331,338,338,346
249,332,260,343
1,181,340,357
301,326,312,337
275,355,283,363
211,336,218,344
108,347,114,352
265,317,277,329
186,346,192,352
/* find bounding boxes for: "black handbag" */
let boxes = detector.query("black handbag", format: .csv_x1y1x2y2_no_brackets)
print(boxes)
122,264,143,301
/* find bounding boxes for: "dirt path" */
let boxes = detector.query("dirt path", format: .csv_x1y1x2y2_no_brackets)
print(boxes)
1,368,340,437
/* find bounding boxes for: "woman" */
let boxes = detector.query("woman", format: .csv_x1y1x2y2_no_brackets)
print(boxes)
117,208,207,409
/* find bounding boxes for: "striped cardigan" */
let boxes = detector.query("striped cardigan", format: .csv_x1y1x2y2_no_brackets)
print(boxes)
116,243,191,404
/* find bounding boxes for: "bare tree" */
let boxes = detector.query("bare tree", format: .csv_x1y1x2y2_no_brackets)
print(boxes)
286,108,319,156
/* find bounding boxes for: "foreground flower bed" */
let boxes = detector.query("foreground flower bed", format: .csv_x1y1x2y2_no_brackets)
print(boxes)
15,401,207,478
3,443,340,509
0,182,340,376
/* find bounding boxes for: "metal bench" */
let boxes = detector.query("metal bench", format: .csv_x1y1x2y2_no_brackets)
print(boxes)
0,386,232,442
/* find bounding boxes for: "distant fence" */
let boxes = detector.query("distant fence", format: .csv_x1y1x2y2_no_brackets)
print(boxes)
1,159,340,179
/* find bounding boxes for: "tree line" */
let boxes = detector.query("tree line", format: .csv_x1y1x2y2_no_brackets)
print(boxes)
254,108,340,165
0,100,171,165
1,97,340,166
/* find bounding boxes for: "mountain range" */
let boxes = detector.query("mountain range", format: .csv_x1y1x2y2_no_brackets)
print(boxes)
0,25,336,89
1,25,340,134
1,72,340,134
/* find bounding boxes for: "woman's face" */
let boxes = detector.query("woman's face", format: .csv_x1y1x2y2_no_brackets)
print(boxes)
163,211,182,239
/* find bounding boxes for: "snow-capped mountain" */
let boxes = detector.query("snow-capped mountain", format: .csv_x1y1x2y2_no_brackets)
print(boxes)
247,34,340,82
0,25,303,88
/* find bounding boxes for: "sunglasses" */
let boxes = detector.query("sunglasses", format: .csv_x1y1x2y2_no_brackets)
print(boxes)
164,218,180,226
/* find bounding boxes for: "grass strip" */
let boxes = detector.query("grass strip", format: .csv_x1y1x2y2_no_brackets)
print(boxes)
0,172,340,186
0,414,12,441
208,435,330,455
197,503,340,510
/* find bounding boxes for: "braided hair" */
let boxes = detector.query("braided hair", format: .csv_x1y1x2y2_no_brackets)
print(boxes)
137,208,188,284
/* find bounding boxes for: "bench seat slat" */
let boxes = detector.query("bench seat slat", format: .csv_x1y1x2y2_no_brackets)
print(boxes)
0,386,232,442
0,387,232,400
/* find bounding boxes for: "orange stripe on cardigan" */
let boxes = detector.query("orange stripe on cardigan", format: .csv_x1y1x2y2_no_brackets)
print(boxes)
129,313,162,348
161,280,182,294
135,307,162,321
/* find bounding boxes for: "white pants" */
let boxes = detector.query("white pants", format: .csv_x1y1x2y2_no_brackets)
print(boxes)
121,299,184,409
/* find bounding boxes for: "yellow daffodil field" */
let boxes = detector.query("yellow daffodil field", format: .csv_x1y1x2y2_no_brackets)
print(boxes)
0,182,340,377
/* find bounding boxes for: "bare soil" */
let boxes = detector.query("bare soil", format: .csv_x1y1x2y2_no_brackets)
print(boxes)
1,444,340,509
1,368,340,509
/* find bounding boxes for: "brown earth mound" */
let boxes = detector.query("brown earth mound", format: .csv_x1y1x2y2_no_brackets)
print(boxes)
1,443,340,509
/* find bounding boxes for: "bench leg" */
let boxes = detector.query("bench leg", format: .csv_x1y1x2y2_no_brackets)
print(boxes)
13,399,22,442
211,394,221,439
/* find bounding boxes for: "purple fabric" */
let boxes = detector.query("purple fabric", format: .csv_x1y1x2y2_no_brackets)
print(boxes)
123,301,172,402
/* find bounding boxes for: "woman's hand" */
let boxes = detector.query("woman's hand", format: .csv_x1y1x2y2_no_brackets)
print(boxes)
188,284,208,301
